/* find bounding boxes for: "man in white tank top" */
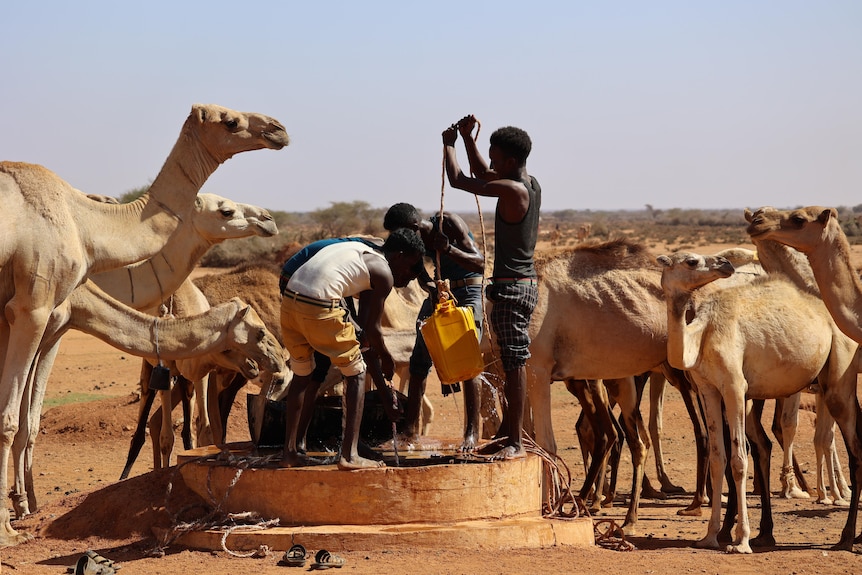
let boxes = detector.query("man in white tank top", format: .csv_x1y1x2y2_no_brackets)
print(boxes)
279,228,424,470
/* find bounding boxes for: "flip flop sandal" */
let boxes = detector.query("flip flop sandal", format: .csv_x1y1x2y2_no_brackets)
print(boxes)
279,543,307,567
74,550,118,575
311,549,345,569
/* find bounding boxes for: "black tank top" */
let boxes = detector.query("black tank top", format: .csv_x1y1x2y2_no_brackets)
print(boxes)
492,176,541,278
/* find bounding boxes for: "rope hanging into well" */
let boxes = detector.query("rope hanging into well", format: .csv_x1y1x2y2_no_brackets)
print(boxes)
437,118,487,306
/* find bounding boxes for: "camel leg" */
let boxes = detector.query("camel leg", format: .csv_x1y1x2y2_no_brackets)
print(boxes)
813,393,850,505
158,387,175,468
773,394,810,499
646,371,684,495
568,380,618,513
665,367,710,515
745,402,776,547
694,385,728,551
12,342,59,517
193,375,214,448
602,409,624,507
724,384,753,554
179,376,194,451
0,282,61,546
609,376,648,536
120,378,158,480
819,340,862,551
217,373,247,444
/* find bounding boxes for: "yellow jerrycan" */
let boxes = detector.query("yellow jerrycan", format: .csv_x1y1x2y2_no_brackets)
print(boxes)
420,298,484,384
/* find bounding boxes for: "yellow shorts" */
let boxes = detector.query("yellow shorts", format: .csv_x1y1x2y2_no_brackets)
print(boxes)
280,297,366,377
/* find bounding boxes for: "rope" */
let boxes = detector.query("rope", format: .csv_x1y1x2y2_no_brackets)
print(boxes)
150,450,283,558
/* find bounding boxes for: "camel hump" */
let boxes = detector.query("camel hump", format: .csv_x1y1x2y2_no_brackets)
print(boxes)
0,161,73,214
537,237,656,276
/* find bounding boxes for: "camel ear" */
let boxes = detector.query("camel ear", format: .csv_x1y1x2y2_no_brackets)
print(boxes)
192,104,207,122
657,255,671,267
819,208,837,223
743,208,753,222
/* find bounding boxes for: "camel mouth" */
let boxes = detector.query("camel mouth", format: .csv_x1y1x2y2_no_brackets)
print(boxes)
241,359,261,379
253,220,279,237
263,131,290,149
746,226,769,238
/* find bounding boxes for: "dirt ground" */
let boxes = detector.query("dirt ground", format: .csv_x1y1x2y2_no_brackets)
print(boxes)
3,244,862,574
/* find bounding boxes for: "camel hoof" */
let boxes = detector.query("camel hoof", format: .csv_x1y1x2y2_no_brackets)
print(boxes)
641,485,667,500
694,536,719,550
677,505,703,517
751,534,776,548
660,483,686,495
832,498,851,508
780,486,810,499
815,496,833,505
726,543,753,554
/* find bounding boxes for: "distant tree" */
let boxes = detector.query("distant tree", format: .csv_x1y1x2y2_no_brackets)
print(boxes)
310,201,385,238
118,183,150,204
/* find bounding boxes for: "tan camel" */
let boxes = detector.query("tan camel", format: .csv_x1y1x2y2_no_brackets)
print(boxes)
0,103,288,545
744,206,862,343
746,234,853,503
658,251,862,552
11,193,280,513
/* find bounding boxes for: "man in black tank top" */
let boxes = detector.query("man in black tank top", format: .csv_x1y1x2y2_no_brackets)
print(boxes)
442,115,540,461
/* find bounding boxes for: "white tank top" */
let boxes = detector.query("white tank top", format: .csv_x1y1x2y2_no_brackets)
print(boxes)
286,242,384,300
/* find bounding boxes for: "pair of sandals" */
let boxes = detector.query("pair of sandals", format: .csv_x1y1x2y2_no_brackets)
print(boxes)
72,550,120,575
281,543,345,569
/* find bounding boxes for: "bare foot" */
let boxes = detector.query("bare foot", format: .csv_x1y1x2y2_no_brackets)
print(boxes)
338,456,386,470
458,433,478,453
488,445,526,461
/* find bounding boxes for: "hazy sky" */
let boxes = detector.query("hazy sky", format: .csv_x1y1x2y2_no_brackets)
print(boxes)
3,1,860,216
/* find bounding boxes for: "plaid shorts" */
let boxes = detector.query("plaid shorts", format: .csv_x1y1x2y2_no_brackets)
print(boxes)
486,280,538,371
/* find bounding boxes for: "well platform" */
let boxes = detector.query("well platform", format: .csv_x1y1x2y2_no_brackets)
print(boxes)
166,442,594,551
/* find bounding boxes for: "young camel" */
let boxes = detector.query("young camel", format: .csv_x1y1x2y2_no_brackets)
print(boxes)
0,104,288,545
658,251,861,553
10,193,280,516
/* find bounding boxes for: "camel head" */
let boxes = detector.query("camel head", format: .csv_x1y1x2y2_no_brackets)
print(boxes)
186,103,290,163
744,206,838,254
193,193,279,241
657,252,735,296
225,298,287,375
211,349,262,381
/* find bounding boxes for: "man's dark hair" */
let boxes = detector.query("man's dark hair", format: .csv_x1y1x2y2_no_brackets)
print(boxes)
383,203,420,231
490,126,532,165
382,226,425,255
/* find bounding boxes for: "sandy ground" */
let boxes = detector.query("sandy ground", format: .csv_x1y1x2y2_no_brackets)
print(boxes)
3,245,862,574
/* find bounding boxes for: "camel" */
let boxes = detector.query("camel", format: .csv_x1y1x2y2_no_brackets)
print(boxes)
745,234,854,504
9,193,280,516
657,251,862,553
0,103,288,544
519,239,764,533
744,206,862,345
17,283,285,516
576,222,592,242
